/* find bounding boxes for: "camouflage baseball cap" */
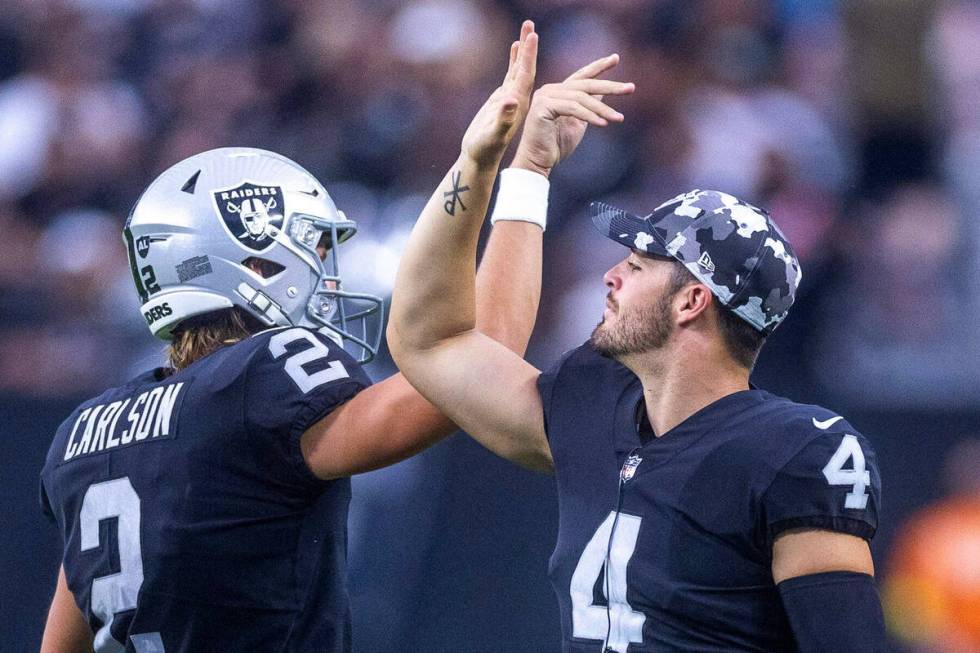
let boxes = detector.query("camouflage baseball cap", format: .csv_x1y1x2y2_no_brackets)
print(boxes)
591,189,802,334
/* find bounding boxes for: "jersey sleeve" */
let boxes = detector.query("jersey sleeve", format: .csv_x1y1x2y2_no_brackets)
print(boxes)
535,344,592,442
243,328,372,488
537,343,637,444
536,357,562,441
762,429,881,545
39,477,55,523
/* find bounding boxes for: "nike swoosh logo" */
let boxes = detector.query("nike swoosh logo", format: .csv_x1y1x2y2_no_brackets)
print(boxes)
812,416,844,430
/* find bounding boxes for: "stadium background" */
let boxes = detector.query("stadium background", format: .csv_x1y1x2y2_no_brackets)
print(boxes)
2,0,979,651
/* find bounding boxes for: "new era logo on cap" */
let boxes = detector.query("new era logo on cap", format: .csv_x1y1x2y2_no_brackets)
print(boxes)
590,190,802,334
698,251,715,272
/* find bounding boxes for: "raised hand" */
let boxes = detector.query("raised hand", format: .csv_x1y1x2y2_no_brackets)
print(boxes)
511,54,634,177
461,21,539,168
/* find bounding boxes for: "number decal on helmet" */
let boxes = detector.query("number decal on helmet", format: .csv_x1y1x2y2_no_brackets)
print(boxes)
141,266,161,295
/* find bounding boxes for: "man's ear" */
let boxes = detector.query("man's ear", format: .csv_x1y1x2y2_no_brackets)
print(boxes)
675,284,713,327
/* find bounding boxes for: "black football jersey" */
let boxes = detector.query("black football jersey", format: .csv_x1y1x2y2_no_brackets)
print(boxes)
537,344,881,652
39,327,372,653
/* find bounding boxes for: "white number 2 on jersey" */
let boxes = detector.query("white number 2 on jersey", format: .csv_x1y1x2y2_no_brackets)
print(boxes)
269,328,349,393
80,477,164,652
569,511,645,652
822,434,870,510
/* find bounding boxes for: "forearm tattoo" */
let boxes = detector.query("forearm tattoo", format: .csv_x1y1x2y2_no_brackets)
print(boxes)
443,170,470,216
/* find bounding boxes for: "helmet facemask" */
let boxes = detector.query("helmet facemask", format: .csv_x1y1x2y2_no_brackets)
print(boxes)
286,212,384,364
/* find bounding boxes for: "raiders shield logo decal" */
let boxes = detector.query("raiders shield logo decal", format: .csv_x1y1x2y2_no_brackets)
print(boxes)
212,181,285,251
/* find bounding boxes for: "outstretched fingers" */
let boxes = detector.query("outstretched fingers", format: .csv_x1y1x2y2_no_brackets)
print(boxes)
513,24,538,92
566,53,621,82
546,99,612,127
560,78,635,97
504,40,520,80
519,18,534,44
554,59,633,122
548,89,625,122
505,20,535,82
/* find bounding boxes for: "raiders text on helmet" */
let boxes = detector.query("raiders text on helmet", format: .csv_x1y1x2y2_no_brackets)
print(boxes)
123,147,383,362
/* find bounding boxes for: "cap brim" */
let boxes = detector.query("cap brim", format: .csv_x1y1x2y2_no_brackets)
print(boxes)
589,202,670,256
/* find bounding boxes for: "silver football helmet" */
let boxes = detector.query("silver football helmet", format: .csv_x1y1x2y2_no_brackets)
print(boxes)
124,147,383,362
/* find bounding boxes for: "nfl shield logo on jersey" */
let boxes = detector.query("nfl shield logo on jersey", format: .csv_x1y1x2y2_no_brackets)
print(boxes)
212,181,285,251
621,453,643,482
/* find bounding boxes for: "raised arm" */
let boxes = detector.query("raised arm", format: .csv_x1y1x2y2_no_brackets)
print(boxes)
388,37,634,472
300,22,543,478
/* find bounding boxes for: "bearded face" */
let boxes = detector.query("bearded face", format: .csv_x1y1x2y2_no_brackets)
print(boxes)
590,289,674,358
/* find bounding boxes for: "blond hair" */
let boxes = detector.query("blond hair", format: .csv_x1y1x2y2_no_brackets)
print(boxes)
167,309,261,370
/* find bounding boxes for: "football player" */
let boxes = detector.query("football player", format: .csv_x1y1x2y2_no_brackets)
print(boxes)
389,182,888,645
38,22,632,653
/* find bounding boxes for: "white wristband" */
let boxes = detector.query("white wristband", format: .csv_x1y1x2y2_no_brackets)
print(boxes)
490,167,549,231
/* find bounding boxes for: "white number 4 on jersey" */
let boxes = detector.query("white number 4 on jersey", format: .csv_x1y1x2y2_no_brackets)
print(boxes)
822,434,870,510
569,512,645,652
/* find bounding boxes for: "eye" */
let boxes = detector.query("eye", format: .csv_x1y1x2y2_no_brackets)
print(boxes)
242,257,285,278
627,261,642,272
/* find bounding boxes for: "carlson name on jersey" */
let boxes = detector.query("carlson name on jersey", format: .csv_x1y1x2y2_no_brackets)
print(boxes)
63,383,185,461
40,327,371,653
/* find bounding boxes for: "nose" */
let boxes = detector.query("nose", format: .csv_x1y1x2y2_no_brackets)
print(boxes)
603,263,622,290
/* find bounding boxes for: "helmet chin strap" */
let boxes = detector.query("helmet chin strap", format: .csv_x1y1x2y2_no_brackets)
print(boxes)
236,282,290,326
235,278,376,362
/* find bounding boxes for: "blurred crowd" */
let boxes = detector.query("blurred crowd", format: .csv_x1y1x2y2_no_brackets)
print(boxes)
0,0,977,401
3,1,980,651
2,0,980,405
